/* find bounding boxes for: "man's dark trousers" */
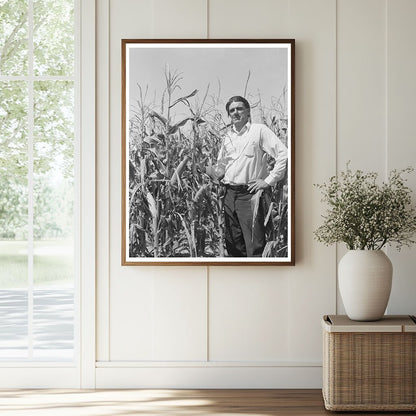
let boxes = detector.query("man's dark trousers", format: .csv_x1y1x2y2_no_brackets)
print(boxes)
223,185,266,257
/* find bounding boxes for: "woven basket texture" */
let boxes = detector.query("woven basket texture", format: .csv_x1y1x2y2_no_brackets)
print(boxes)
323,330,416,411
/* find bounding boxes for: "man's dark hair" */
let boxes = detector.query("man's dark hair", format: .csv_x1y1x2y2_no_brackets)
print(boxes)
225,96,250,115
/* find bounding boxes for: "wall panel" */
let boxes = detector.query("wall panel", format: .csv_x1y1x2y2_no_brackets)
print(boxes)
286,0,337,361
209,0,289,38
336,0,387,313
98,0,336,387
209,268,290,362
110,269,207,361
94,0,416,388
386,0,416,314
106,0,208,363
337,0,387,172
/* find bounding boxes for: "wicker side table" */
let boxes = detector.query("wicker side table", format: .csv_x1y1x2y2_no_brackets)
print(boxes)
322,315,416,411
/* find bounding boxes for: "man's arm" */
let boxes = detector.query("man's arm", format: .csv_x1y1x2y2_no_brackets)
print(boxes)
260,125,288,187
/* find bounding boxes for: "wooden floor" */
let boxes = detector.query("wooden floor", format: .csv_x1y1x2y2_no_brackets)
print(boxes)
0,389,413,415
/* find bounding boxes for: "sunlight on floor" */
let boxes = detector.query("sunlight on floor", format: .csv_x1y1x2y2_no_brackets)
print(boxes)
0,389,272,416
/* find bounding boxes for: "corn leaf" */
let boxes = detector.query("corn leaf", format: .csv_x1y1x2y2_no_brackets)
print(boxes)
148,110,168,127
264,201,274,227
250,190,263,242
143,135,162,146
167,118,192,134
168,89,198,109
177,213,193,255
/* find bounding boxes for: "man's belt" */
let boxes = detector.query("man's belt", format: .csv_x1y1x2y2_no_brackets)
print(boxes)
224,183,249,192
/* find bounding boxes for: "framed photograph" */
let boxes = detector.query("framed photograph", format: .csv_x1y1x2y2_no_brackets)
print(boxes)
122,39,295,265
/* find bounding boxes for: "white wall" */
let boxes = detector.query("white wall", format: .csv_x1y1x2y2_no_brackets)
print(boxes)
95,0,416,388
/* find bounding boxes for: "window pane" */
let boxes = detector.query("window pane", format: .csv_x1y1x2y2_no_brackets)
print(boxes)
33,81,74,260
0,80,29,259
0,81,28,359
33,0,74,76
33,80,74,359
0,0,28,76
33,287,74,360
0,289,28,359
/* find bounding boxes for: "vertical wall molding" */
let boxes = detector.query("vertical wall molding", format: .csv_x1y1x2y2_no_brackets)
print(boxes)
206,0,210,38
385,0,389,176
80,0,96,388
206,266,210,361
335,0,339,314
96,0,111,362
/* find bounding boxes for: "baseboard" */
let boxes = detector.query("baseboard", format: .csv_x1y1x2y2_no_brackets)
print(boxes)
95,365,323,388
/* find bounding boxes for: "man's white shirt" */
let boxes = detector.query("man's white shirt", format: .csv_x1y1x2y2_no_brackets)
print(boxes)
216,122,288,186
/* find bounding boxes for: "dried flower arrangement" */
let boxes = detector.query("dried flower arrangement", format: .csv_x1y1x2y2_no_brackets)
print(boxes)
314,165,416,250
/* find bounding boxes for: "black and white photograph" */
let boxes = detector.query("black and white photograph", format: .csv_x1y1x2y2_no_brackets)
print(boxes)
122,39,295,265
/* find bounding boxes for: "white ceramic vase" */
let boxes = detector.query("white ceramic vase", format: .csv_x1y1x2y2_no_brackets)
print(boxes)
338,250,393,321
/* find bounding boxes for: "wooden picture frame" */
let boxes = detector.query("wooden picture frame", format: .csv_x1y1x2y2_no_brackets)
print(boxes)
122,39,295,265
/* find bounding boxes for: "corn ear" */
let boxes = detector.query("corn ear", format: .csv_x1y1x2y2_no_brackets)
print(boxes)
170,156,189,186
146,191,158,222
146,190,159,256
193,184,209,203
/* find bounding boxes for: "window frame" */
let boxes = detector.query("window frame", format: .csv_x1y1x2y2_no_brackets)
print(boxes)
0,0,96,388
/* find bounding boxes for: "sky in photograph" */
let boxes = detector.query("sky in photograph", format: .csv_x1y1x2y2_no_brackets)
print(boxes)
127,44,289,124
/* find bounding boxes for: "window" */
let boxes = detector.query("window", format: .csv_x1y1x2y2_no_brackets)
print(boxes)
0,0,77,361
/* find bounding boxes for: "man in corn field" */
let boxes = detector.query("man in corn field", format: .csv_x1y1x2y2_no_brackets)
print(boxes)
207,96,288,257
